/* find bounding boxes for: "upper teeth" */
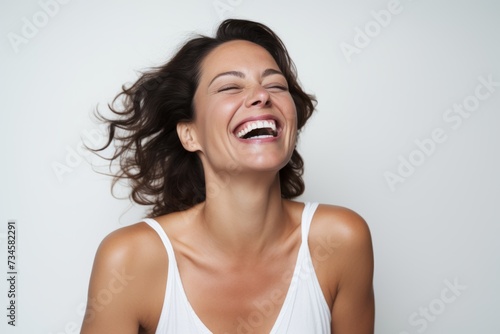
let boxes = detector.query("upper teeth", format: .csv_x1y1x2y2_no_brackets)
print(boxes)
236,120,277,138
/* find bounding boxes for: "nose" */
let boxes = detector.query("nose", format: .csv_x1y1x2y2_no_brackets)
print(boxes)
245,85,271,108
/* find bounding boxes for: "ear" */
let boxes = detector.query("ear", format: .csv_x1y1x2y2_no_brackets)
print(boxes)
177,121,201,152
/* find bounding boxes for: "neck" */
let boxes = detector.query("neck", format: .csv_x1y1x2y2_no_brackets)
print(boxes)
199,171,290,256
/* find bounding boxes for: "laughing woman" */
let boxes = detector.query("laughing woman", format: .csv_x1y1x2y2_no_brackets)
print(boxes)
81,19,374,334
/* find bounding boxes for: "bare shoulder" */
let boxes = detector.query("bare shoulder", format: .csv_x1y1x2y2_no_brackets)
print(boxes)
308,204,375,332
81,221,168,333
310,204,372,250
94,221,168,271
89,221,170,301
308,204,374,289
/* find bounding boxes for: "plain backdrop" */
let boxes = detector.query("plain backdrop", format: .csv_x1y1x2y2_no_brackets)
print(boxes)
1,0,499,333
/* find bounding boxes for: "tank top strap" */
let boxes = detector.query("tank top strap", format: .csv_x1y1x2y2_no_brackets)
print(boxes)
142,218,213,333
301,202,319,240
142,218,177,267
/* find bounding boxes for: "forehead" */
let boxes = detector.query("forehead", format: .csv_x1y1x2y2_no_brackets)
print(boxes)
199,40,280,79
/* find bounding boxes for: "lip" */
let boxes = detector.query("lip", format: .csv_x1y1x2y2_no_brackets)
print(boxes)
232,114,282,142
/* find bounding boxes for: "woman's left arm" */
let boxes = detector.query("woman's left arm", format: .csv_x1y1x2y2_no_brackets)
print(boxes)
328,209,375,334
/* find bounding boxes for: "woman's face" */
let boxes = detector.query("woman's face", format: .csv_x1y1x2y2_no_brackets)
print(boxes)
185,40,297,177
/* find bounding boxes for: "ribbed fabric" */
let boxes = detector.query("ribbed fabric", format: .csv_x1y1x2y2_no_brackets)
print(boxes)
143,202,331,333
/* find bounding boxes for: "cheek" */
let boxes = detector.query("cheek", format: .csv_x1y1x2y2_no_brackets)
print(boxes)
204,97,244,131
284,98,298,126
213,95,244,113
196,98,240,142
284,100,298,142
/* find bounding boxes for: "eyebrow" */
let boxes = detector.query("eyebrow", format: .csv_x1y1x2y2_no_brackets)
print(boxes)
208,68,284,86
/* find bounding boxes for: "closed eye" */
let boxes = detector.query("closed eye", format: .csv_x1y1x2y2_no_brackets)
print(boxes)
267,85,288,91
217,85,241,92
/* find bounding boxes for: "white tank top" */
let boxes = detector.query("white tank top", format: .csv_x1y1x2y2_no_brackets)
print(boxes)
143,202,331,333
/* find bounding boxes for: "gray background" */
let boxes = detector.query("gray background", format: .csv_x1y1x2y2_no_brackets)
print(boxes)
1,0,499,333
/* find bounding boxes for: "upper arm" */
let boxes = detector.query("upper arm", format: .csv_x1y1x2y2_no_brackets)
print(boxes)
80,225,156,334
317,206,375,334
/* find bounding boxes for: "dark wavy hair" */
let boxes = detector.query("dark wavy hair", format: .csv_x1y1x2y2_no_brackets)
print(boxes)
93,19,316,217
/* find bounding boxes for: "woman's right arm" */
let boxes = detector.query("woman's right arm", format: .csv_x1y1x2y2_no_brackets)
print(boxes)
80,224,162,334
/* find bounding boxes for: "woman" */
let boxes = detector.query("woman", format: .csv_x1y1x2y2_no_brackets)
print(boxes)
81,19,374,334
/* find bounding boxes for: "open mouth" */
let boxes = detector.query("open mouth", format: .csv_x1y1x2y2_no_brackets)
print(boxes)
235,119,278,140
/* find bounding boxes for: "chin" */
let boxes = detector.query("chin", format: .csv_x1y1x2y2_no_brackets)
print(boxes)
240,156,290,172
